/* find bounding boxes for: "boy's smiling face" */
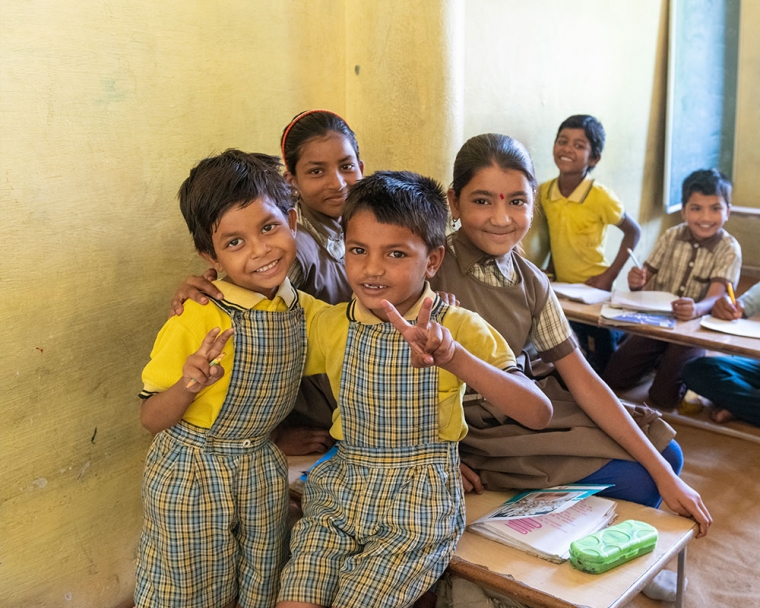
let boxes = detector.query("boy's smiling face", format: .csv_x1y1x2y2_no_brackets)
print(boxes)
553,128,599,177
681,192,730,241
201,197,298,299
344,209,444,321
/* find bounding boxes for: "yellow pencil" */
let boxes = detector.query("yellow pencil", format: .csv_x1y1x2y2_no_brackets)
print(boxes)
186,352,226,389
727,282,737,305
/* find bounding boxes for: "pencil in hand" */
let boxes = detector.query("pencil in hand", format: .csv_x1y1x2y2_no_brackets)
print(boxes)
727,282,737,305
186,352,226,389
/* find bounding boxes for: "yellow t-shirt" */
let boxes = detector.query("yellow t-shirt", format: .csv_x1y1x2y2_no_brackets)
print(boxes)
539,177,625,283
304,285,517,442
140,278,327,428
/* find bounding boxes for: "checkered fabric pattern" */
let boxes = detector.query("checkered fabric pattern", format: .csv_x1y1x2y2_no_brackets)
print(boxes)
135,300,306,608
278,299,464,607
645,224,741,300
339,323,439,447
280,442,464,608
135,425,289,607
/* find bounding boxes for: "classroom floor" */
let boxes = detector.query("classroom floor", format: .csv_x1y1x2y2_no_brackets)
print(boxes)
626,419,760,608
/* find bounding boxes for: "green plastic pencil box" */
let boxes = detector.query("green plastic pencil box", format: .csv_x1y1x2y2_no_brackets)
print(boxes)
569,520,658,574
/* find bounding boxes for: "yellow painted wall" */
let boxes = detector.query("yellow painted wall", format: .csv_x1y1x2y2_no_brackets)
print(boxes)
725,0,760,270
3,1,759,606
462,0,674,278
346,0,464,187
1,2,346,606
733,0,760,205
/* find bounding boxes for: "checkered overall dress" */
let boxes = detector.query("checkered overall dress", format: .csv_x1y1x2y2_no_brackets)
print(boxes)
280,298,465,607
135,298,306,608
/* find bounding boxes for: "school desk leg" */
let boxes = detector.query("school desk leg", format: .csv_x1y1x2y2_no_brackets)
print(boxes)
676,546,686,608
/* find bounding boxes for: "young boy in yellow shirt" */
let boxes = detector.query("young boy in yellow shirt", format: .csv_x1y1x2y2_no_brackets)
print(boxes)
277,171,552,608
136,150,326,608
540,114,641,372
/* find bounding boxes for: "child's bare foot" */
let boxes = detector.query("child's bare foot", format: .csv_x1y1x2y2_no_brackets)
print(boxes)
710,408,735,424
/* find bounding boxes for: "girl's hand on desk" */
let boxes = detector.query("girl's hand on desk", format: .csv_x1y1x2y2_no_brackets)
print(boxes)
658,475,712,538
671,297,697,321
712,294,744,320
628,266,647,290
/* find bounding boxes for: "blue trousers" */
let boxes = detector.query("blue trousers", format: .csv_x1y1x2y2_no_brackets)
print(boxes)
576,440,683,508
683,356,760,427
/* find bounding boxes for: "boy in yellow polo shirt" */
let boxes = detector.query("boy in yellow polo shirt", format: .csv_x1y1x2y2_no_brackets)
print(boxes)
540,114,641,372
136,150,326,608
277,171,553,608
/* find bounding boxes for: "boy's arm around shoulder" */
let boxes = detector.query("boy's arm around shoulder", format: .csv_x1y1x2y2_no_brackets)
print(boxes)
441,306,553,430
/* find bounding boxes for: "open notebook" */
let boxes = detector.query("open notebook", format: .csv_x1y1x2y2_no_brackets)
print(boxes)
700,316,760,339
551,283,611,305
610,290,677,313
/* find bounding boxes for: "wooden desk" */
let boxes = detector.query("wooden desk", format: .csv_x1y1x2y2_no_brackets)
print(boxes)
559,300,760,359
450,491,696,608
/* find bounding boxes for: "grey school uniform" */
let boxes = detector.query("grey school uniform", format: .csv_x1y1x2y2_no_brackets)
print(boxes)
431,229,674,489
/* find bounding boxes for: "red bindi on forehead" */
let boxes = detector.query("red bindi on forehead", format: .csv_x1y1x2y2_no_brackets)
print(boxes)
499,193,504,199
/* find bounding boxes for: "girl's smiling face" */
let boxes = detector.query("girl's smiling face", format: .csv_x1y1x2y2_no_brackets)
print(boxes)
448,165,534,257
287,132,364,220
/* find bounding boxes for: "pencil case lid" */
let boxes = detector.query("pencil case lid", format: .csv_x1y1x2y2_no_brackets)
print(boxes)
569,519,658,574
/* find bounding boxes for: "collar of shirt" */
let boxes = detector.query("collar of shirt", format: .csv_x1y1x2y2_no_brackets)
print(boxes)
298,204,345,260
548,176,595,202
349,282,438,324
676,223,725,252
213,277,297,310
448,230,514,279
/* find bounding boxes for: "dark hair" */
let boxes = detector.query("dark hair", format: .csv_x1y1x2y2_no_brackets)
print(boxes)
343,171,447,251
682,168,732,207
178,149,292,257
556,114,605,160
280,110,361,174
451,133,537,198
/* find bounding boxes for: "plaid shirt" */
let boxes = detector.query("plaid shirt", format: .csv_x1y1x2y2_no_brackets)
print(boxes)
644,223,741,300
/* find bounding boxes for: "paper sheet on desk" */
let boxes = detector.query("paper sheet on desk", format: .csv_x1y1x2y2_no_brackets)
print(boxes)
610,290,677,313
551,283,611,304
700,316,760,339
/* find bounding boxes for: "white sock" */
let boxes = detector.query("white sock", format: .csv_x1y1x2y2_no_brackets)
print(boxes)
642,569,686,602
